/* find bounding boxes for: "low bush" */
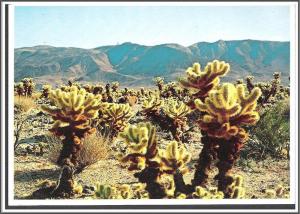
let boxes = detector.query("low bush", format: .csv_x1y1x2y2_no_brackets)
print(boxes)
241,98,290,160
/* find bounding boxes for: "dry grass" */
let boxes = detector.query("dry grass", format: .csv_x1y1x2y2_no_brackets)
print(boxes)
48,132,110,173
14,95,36,113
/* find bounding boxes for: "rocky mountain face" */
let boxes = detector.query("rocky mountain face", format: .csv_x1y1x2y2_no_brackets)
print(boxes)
14,40,290,87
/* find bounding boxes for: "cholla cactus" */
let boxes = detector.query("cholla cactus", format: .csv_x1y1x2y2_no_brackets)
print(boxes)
193,83,261,197
228,175,246,199
15,82,24,96
111,81,120,92
192,186,224,199
94,183,117,199
83,84,93,93
246,76,255,92
159,141,191,175
93,84,104,95
41,86,102,195
154,77,164,92
159,141,192,194
179,60,230,102
195,83,261,140
163,98,191,141
118,122,165,198
41,84,52,98
100,103,133,137
141,95,163,115
22,78,35,96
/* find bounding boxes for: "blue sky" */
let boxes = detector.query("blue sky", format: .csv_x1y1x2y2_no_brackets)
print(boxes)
14,6,290,48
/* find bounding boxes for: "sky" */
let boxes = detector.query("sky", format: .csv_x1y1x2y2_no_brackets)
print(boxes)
14,5,290,48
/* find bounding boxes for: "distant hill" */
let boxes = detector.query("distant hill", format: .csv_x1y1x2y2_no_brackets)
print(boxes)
14,40,290,87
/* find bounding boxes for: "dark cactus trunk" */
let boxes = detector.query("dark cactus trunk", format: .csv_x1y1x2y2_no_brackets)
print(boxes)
215,137,243,198
192,134,218,187
53,135,83,197
134,167,166,199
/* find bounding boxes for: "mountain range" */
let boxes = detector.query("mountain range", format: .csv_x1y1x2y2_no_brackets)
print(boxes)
14,40,290,87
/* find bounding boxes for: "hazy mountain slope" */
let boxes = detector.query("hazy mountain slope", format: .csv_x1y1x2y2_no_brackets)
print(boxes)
14,40,290,86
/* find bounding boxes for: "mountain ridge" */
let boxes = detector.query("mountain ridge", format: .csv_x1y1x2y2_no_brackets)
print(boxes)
14,40,290,87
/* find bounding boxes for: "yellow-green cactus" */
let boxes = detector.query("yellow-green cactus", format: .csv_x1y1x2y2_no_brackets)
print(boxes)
94,183,117,199
163,98,191,121
179,60,230,99
118,122,158,170
100,103,133,136
192,186,224,199
159,141,191,175
195,83,261,140
141,95,163,115
227,175,246,199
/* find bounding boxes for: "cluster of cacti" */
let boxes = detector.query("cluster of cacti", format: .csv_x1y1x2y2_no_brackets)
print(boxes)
141,96,192,142
118,122,196,198
141,94,164,115
17,57,289,200
117,122,249,199
192,186,224,199
41,86,103,196
245,72,289,107
179,60,230,107
94,183,149,199
14,78,35,96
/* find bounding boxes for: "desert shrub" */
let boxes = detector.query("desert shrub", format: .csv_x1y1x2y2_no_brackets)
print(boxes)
48,132,110,173
241,98,290,160
14,96,36,151
14,95,36,114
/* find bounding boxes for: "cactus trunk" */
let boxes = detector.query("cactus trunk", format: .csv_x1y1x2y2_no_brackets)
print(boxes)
134,168,166,199
215,136,243,198
192,134,217,187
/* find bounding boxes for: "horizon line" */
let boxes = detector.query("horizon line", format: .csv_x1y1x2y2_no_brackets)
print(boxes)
14,39,290,50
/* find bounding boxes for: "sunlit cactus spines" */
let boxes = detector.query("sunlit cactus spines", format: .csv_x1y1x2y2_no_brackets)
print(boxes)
192,186,224,199
163,98,191,141
192,82,261,197
118,122,159,170
179,60,230,100
118,122,166,198
195,83,261,140
159,141,191,175
141,95,164,115
100,103,133,137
